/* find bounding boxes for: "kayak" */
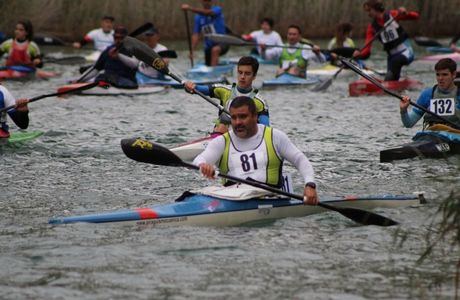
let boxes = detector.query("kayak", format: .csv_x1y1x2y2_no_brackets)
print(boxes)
426,46,453,54
170,133,221,161
135,72,229,88
0,66,57,80
49,184,424,226
262,73,321,88
0,131,43,146
418,52,460,63
186,64,234,79
349,77,423,97
309,63,384,78
380,130,460,162
57,82,166,96
85,51,101,63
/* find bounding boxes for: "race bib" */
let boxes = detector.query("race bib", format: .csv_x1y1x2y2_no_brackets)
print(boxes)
281,59,297,69
380,27,399,43
429,98,455,116
201,24,216,35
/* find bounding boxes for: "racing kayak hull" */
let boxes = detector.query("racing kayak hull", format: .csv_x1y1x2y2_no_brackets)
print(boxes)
380,131,460,162
57,83,166,96
0,131,43,146
186,64,234,79
170,133,221,161
262,73,320,88
349,77,423,97
49,193,423,226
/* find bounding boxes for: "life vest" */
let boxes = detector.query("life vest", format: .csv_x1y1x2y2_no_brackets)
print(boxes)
6,40,32,66
423,84,460,128
279,47,307,76
218,126,283,187
372,11,409,53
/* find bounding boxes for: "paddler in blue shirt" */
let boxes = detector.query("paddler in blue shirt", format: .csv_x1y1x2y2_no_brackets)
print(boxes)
271,25,326,78
0,83,29,139
183,56,269,134
400,58,460,130
181,0,229,66
87,26,139,89
193,96,318,205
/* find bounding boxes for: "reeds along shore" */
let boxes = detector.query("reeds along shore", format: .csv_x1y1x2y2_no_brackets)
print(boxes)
0,0,458,41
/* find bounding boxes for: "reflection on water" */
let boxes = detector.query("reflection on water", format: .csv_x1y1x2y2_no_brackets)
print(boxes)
0,43,458,299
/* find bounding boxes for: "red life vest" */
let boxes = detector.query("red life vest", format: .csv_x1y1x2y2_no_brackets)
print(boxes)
6,40,32,66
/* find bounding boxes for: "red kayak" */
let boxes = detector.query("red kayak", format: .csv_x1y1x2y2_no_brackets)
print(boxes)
349,77,423,97
0,68,57,80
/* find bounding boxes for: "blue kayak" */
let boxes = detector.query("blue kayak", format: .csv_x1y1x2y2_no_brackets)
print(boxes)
135,72,228,88
262,73,320,88
426,46,454,54
49,191,422,226
186,63,234,79
380,129,460,162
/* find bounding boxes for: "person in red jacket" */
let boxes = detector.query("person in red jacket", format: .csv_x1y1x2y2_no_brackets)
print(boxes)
353,0,419,81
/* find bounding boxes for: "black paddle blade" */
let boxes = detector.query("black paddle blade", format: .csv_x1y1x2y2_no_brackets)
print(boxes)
158,50,178,58
129,22,154,37
121,36,170,74
121,138,184,167
414,36,443,47
311,78,332,92
320,203,398,226
330,47,356,58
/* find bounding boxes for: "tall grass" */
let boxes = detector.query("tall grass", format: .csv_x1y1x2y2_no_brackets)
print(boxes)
0,0,458,41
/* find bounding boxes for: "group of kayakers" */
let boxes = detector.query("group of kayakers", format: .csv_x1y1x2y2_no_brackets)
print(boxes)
1,0,459,205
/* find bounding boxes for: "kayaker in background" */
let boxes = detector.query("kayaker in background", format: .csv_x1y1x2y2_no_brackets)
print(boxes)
137,27,169,80
0,20,42,68
0,84,29,139
72,15,115,52
399,58,459,130
271,25,326,78
193,96,318,205
184,56,269,134
86,26,139,89
181,0,229,66
241,17,283,61
327,22,355,50
449,33,460,53
353,0,419,81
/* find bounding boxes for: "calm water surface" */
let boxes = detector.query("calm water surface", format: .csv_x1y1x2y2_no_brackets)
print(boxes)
0,43,459,299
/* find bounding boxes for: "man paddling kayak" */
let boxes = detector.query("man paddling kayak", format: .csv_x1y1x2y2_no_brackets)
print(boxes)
0,84,29,139
85,26,139,89
137,27,169,80
0,20,42,68
241,17,283,61
353,0,419,81
181,0,229,66
399,58,460,129
184,56,269,134
72,15,115,53
193,96,318,205
271,25,326,78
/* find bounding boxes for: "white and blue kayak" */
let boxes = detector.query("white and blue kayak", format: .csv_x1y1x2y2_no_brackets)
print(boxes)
186,63,234,79
49,184,424,227
135,72,228,88
262,73,321,88
57,82,166,96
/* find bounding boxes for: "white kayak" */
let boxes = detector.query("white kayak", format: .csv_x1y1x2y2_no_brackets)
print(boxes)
57,83,166,96
84,51,101,63
170,133,221,161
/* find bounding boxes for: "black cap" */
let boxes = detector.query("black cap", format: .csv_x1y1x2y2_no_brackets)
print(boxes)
114,25,128,36
144,27,159,36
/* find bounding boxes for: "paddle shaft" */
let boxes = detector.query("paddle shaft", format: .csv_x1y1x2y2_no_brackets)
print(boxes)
0,81,99,113
184,10,194,67
340,58,460,129
77,22,153,83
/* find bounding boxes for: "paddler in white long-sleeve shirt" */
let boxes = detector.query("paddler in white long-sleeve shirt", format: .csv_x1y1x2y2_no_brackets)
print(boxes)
193,96,318,205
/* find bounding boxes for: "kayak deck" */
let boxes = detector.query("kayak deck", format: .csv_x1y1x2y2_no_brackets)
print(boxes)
57,83,166,96
262,73,320,88
349,77,423,97
49,193,424,227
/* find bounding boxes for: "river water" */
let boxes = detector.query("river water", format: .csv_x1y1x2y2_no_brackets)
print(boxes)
0,42,459,299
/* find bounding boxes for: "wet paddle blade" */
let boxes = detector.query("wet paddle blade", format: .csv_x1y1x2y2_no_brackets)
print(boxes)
129,22,154,37
121,138,184,167
311,78,333,92
158,50,178,58
121,36,170,74
414,36,443,47
319,203,398,226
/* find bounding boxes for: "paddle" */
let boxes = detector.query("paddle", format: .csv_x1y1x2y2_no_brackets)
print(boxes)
413,36,443,47
0,81,99,113
312,16,398,92
76,22,154,83
339,57,460,130
184,10,194,67
120,138,398,226
42,55,86,65
157,50,178,59
121,36,230,115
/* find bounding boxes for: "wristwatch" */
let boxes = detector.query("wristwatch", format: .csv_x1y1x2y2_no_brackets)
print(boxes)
305,182,316,189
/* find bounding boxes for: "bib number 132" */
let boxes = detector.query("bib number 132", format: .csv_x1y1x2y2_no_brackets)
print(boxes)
240,153,258,172
430,98,454,116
